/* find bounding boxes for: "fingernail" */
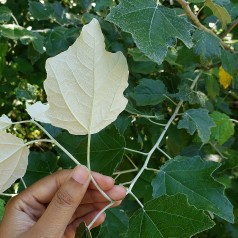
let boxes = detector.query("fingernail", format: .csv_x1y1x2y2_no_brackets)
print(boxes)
71,165,90,184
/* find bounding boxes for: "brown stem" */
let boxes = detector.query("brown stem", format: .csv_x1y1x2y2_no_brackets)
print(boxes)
176,0,235,53
220,18,238,39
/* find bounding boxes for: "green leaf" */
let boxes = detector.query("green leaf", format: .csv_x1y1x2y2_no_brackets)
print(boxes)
0,6,12,22
193,29,221,61
94,0,114,11
15,81,37,100
205,0,231,29
152,156,234,223
29,1,53,20
128,48,150,62
0,198,5,222
173,84,208,106
220,149,238,170
75,222,92,238
130,79,167,106
77,126,126,175
205,75,220,99
178,108,215,143
210,111,234,145
221,50,238,75
107,0,194,64
20,151,57,188
57,126,125,175
44,27,79,56
125,194,214,238
96,208,129,238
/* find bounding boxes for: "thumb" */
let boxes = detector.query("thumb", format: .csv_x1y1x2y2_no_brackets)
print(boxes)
34,165,90,237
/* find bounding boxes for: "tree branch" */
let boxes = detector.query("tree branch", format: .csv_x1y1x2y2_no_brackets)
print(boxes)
220,18,238,39
176,0,235,52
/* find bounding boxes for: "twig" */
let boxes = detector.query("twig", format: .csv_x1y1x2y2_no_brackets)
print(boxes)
128,191,144,208
127,71,203,195
157,147,173,160
176,0,235,52
220,18,238,39
124,147,148,156
145,167,159,173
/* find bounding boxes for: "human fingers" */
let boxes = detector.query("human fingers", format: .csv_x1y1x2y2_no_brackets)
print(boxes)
70,200,122,222
18,168,115,205
81,185,126,204
31,165,91,238
65,211,106,237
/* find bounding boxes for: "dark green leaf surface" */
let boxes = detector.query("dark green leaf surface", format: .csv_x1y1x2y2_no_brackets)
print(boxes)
96,208,129,238
210,111,234,145
21,151,58,187
152,156,234,223
107,0,193,64
57,126,125,175
193,29,221,61
221,50,238,75
124,194,214,238
77,126,125,175
178,108,215,143
75,222,92,238
0,199,5,222
130,79,167,106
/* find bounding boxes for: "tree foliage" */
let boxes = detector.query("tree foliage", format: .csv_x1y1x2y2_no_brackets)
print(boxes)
0,0,238,237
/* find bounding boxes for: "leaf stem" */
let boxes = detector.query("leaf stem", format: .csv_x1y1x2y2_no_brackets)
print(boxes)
157,147,173,160
0,193,17,197
24,139,53,146
148,119,166,127
87,134,91,170
124,147,148,156
145,167,159,173
128,191,144,208
220,18,238,39
21,178,27,189
87,201,115,230
90,175,113,202
127,71,203,195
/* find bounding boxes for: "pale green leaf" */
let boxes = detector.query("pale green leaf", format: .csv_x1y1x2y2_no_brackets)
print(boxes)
130,79,167,106
205,0,231,29
0,114,12,130
177,108,215,143
27,19,128,135
124,194,214,238
106,0,193,64
0,132,29,193
152,156,234,223
210,111,234,145
193,29,221,61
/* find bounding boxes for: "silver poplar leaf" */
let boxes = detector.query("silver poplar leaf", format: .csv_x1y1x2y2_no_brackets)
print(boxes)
0,114,12,130
27,18,129,135
0,131,29,193
26,102,50,124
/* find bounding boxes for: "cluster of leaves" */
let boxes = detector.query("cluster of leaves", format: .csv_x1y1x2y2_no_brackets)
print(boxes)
1,0,238,237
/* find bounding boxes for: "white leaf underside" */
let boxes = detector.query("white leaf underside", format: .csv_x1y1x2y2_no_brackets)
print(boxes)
28,18,129,135
0,132,29,193
0,114,12,131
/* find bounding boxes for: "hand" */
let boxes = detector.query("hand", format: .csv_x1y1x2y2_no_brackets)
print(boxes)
0,165,126,238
